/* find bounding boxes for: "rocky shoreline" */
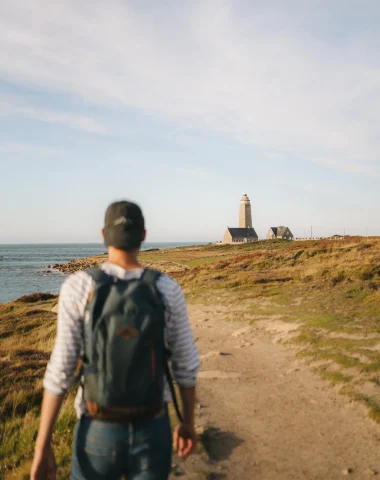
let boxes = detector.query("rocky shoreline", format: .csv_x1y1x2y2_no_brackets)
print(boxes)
48,255,106,274
49,254,190,275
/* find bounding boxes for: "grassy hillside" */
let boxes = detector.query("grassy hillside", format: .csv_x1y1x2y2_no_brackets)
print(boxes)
0,293,75,479
1,238,380,477
172,238,380,422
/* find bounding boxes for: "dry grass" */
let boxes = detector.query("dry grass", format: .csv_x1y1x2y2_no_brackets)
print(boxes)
172,237,380,423
0,294,77,479
1,238,380,476
0,296,198,478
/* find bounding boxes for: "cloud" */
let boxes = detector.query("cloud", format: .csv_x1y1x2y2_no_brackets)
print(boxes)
0,0,379,173
0,140,61,156
303,184,317,193
175,166,212,180
0,100,108,135
313,156,380,177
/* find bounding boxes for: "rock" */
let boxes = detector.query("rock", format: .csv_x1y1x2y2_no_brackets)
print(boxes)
368,469,378,476
342,468,353,475
198,370,241,380
232,326,252,338
286,368,300,374
202,351,229,359
195,425,205,435
200,351,223,360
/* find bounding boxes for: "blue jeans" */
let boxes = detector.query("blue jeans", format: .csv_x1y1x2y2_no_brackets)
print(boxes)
71,411,172,480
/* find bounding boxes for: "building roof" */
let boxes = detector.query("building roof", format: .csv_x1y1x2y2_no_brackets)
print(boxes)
228,227,258,238
277,226,288,237
269,226,293,237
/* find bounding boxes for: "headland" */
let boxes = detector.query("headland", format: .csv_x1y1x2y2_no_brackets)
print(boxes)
2,238,380,478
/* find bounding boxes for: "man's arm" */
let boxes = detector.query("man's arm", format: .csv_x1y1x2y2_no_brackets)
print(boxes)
163,277,200,458
179,385,196,427
174,386,197,458
31,392,63,480
35,392,64,451
31,273,90,479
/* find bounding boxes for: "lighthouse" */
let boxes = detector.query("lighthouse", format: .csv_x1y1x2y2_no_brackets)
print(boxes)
239,193,252,229
222,193,258,243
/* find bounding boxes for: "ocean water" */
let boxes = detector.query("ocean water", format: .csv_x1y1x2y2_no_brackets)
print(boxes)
0,242,203,304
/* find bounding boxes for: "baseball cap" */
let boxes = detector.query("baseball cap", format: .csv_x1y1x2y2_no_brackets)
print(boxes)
103,200,145,250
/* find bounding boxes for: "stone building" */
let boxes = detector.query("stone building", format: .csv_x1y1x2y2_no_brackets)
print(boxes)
223,227,258,244
222,193,258,244
267,226,294,240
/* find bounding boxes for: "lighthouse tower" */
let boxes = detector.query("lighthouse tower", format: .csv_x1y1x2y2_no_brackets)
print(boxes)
239,193,252,228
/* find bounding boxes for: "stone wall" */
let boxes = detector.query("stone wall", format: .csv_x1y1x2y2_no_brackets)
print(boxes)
223,230,232,243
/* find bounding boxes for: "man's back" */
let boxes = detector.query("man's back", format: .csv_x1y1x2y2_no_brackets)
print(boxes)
31,200,200,480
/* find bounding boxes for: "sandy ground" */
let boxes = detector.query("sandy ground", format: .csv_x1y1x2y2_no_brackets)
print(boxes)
172,304,380,480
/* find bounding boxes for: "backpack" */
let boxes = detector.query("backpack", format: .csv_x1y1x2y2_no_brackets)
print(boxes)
82,268,168,423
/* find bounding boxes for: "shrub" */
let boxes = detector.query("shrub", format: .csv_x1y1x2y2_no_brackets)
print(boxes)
293,250,304,260
213,275,226,281
357,243,372,251
16,293,57,303
332,272,345,286
346,287,362,299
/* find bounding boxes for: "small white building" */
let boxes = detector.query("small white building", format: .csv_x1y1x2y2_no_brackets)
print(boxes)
267,226,294,241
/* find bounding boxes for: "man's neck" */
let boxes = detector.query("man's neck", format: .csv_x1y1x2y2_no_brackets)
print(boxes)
107,248,141,270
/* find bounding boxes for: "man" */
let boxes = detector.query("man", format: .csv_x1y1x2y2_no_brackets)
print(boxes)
31,200,200,480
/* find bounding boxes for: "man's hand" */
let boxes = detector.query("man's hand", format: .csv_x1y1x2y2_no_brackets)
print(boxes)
30,443,57,480
173,423,197,459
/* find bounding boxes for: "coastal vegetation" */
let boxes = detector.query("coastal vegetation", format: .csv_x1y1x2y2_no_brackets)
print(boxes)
1,237,380,477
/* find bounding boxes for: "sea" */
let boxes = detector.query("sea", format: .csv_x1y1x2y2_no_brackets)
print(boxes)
0,242,204,304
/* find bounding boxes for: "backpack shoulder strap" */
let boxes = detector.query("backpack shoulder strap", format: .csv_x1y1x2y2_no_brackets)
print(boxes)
85,267,113,311
86,267,113,285
141,269,184,423
140,268,166,308
140,268,162,284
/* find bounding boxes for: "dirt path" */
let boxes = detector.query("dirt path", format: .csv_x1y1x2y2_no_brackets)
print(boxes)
175,304,380,480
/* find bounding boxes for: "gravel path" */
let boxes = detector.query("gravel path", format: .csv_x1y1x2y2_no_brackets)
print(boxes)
173,304,380,480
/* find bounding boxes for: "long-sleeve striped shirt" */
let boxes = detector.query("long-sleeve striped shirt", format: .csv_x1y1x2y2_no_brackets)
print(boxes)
43,263,200,418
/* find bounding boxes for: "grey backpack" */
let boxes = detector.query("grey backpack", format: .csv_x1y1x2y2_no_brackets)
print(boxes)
82,268,168,422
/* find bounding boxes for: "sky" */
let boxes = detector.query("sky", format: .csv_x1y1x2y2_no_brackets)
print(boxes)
0,0,379,243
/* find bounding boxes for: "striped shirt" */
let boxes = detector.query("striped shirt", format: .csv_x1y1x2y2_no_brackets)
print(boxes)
43,263,200,418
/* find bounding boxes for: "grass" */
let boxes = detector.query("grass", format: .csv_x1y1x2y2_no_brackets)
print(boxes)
0,295,203,478
171,237,380,425
318,370,353,386
0,294,78,479
2,237,380,476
